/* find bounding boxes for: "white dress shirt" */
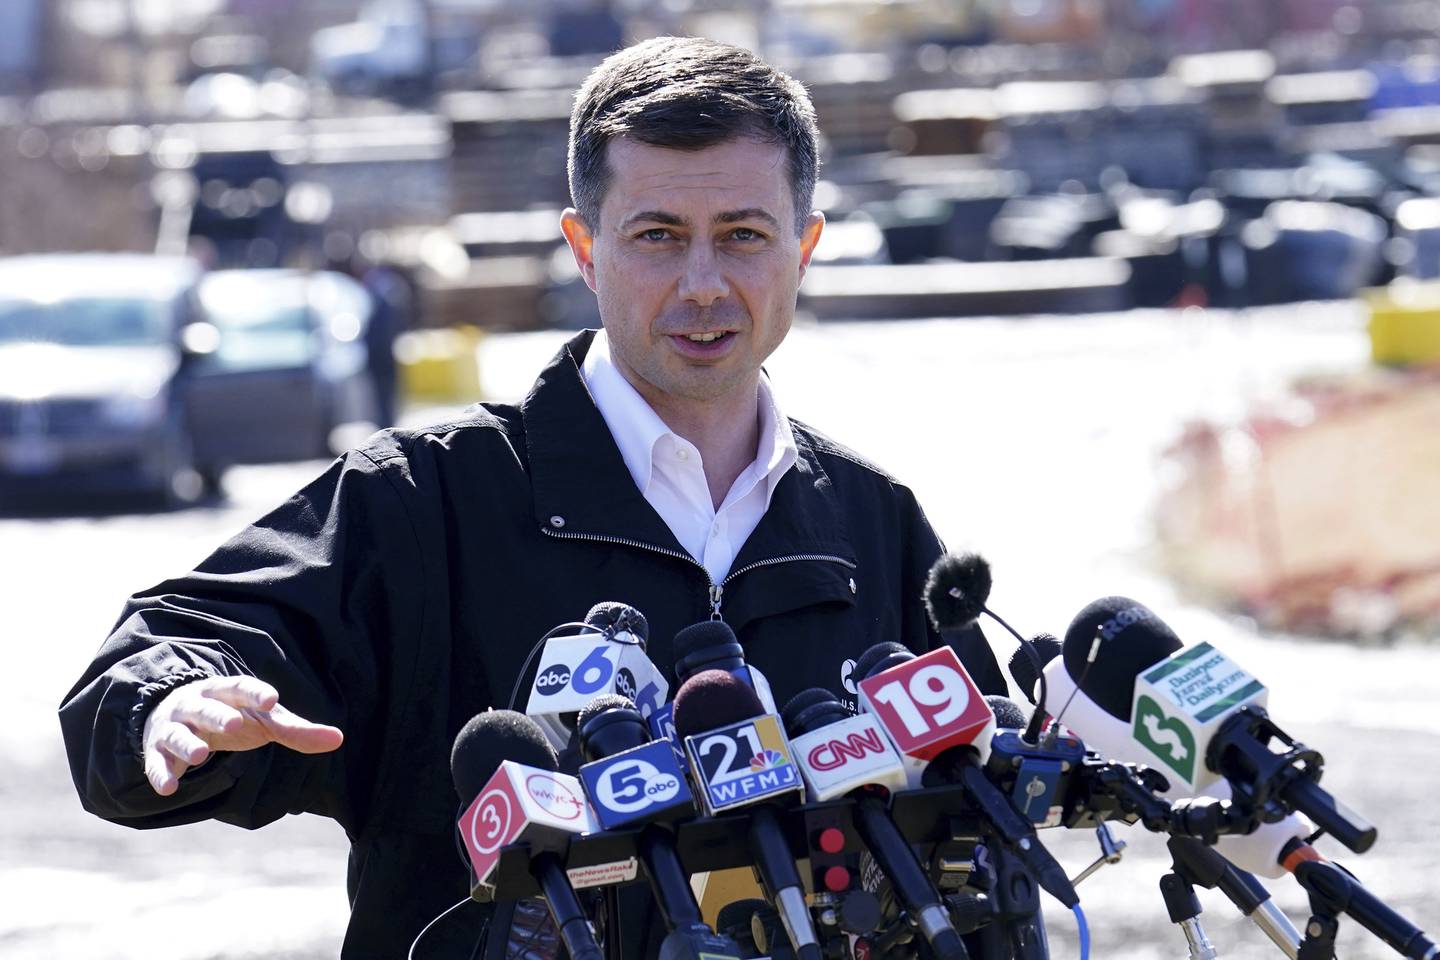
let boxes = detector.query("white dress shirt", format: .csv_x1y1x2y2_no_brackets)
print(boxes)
581,330,798,582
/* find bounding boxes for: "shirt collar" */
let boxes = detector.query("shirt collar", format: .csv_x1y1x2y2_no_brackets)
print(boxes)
580,329,797,504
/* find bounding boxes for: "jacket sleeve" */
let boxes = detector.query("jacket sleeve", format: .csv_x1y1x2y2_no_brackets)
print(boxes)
58,443,429,835
899,486,1009,697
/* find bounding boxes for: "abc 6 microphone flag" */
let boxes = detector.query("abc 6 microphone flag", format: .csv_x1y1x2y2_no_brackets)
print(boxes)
856,646,995,788
684,714,802,815
458,761,596,889
1130,641,1267,794
528,633,669,719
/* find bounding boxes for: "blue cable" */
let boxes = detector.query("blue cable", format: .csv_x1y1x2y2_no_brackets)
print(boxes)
1073,903,1090,960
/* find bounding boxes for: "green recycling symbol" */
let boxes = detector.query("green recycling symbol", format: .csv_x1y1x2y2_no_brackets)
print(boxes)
1133,694,1197,783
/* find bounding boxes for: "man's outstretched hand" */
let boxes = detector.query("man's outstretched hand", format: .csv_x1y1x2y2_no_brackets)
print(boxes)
142,675,344,796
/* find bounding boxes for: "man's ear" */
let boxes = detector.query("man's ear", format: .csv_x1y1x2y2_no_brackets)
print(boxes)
560,209,598,292
797,211,825,283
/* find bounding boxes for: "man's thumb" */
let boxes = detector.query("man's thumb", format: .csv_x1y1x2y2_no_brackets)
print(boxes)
265,705,345,754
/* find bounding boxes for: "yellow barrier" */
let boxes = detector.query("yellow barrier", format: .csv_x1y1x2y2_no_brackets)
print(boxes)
1364,281,1440,367
396,325,485,404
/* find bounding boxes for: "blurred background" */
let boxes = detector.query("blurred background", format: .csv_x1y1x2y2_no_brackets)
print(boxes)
3,1,1439,958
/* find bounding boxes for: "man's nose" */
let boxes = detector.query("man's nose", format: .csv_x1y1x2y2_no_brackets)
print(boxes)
678,241,729,306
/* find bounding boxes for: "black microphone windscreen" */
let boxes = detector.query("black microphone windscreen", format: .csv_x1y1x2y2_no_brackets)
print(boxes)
924,553,992,631
1008,633,1061,705
672,669,764,738
451,710,558,802
780,687,845,738
853,641,912,683
1062,597,1183,721
576,693,636,730
985,694,1030,731
672,620,740,660
584,601,650,647
780,687,835,728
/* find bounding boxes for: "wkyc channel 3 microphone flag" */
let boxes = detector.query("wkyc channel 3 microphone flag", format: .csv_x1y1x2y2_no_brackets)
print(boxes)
459,761,640,893
684,713,802,815
1130,641,1268,794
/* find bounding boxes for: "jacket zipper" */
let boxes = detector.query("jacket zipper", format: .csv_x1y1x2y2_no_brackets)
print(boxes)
539,526,854,620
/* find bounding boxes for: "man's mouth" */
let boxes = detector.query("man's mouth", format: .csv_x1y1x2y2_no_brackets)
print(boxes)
682,331,731,344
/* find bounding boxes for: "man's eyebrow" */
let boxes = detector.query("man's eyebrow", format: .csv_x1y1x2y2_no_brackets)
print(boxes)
619,208,782,230
620,210,687,230
716,208,781,229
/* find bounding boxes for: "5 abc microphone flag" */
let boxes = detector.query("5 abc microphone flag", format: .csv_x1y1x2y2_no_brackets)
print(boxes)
434,578,1436,960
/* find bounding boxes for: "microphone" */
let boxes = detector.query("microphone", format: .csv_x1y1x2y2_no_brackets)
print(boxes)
1281,842,1438,960
527,602,670,747
1045,597,1372,862
672,670,821,960
673,620,777,712
854,640,997,786
782,687,968,960
648,619,778,767
450,710,603,960
574,695,748,960
924,553,1049,743
576,695,695,830
1008,634,1061,706
854,643,1079,910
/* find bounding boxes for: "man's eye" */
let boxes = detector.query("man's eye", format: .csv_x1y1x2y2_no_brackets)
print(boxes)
729,228,763,242
637,228,670,242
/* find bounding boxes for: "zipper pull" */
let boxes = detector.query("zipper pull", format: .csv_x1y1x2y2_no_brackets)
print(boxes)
708,583,723,620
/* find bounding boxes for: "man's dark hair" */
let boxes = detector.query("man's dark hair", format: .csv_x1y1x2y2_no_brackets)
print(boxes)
568,36,820,236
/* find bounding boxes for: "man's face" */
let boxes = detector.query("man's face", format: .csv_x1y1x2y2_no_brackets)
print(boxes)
561,137,823,414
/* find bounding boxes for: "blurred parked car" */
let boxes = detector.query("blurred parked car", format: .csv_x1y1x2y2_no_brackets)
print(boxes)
0,258,381,508
188,269,380,473
0,254,210,505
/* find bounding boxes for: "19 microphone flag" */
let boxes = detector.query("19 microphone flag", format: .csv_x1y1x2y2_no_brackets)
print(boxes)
428,578,1437,960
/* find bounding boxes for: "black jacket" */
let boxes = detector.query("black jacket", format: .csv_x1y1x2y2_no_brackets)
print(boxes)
59,330,1005,959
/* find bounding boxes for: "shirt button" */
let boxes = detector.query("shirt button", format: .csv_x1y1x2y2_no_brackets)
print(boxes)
849,577,857,594
675,449,689,461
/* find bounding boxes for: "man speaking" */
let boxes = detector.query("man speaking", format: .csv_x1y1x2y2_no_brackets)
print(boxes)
59,36,1005,958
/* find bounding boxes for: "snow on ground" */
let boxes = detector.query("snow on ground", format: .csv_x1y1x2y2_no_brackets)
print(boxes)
5,302,1436,959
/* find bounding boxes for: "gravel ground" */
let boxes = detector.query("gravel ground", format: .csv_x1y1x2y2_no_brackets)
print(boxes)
5,304,1436,959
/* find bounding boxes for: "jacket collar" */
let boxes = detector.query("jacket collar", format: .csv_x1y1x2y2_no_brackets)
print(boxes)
522,331,854,575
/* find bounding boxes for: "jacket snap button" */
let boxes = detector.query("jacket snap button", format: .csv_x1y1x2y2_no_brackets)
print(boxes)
848,577,857,594
549,516,565,528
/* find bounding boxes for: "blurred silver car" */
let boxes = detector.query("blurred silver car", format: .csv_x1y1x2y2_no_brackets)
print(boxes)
0,258,380,507
0,254,209,504
187,269,380,472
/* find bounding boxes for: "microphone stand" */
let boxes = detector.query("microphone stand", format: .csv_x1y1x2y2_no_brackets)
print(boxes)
1167,838,1300,960
982,835,1050,960
1157,847,1218,960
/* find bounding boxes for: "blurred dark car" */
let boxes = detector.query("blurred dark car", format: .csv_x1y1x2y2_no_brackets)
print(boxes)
187,269,379,473
0,254,210,505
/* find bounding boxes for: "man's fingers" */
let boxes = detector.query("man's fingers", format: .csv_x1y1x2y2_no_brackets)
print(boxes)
204,676,280,712
181,698,246,735
155,720,211,766
144,740,188,796
259,704,345,755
